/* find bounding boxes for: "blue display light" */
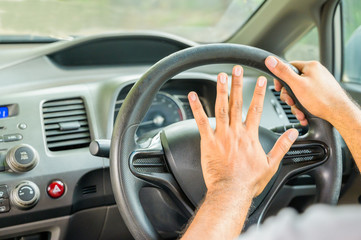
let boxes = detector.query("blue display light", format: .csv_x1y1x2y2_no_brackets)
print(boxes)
0,107,9,118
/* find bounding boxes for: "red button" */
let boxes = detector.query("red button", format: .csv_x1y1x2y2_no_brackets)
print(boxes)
47,180,65,198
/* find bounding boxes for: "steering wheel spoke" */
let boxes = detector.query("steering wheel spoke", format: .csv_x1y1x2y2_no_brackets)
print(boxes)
130,135,194,218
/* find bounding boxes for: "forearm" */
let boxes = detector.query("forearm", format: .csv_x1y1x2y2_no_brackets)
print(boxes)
328,98,361,169
181,187,253,240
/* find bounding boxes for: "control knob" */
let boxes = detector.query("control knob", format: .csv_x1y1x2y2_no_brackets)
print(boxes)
6,144,39,172
10,181,40,210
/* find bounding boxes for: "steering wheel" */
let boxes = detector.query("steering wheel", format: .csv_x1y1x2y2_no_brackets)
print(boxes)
110,44,342,240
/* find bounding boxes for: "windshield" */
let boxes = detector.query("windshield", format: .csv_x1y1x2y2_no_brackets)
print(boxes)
0,0,264,43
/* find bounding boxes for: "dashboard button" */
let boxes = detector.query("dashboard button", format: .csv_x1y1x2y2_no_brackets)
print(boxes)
0,185,9,198
3,134,23,142
18,123,27,130
0,198,10,213
47,180,65,198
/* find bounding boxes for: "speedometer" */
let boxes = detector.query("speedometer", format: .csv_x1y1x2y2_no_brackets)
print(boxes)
136,92,186,136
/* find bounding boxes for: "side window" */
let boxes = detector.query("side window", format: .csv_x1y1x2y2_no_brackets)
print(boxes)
342,0,361,83
285,27,319,61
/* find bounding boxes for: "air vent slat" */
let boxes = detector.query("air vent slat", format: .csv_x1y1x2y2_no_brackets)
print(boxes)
42,98,91,151
45,120,88,130
46,128,90,138
43,109,86,119
47,138,91,149
43,99,83,107
44,115,87,125
271,88,300,124
43,104,85,113
46,132,90,143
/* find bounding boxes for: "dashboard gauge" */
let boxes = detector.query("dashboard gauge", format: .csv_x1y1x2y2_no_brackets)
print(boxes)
136,92,186,137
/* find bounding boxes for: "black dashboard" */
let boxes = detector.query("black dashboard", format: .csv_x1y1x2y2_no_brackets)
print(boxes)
0,32,298,239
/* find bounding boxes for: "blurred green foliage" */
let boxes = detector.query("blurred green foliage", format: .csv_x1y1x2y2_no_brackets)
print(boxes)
0,0,263,42
343,0,361,42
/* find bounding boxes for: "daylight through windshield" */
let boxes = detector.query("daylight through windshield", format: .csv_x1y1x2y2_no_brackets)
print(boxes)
0,0,264,42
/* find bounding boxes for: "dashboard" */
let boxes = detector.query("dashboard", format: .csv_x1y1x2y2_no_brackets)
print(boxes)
0,32,298,239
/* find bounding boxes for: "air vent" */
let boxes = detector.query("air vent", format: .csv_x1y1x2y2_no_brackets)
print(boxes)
42,98,91,151
271,88,298,123
82,185,97,195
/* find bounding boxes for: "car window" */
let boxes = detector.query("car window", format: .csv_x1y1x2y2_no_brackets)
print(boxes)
342,0,361,83
284,27,319,61
0,0,265,43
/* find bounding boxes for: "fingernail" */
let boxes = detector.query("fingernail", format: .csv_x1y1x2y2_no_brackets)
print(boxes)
234,66,242,76
288,130,299,141
219,74,227,84
258,77,266,87
189,92,197,102
285,99,290,105
266,56,278,69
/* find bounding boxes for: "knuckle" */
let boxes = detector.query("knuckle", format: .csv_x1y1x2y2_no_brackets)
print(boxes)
254,89,264,98
193,102,202,112
231,100,242,111
279,141,290,154
251,105,263,114
232,80,242,87
197,115,209,126
309,61,321,67
218,87,228,95
217,106,228,119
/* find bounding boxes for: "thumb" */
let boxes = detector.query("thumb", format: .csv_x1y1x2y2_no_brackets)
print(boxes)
265,56,301,86
267,129,299,168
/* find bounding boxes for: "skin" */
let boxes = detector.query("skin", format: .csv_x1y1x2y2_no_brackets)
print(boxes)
181,65,298,240
181,56,361,240
265,56,361,167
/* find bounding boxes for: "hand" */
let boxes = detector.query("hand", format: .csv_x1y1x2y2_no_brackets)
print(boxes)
188,65,298,198
265,57,350,125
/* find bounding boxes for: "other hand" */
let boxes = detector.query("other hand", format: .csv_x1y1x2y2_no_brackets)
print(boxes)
265,57,350,125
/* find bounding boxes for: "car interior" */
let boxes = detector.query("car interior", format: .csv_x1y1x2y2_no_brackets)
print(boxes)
0,0,361,239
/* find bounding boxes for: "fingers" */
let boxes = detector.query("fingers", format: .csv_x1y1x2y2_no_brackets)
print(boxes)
280,87,295,106
273,79,282,91
215,73,229,132
291,106,308,126
289,61,307,73
280,87,308,125
188,92,213,137
265,56,301,86
245,76,267,133
267,129,299,168
229,65,243,130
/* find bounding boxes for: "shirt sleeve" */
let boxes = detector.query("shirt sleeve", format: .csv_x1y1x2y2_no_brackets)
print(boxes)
238,204,361,240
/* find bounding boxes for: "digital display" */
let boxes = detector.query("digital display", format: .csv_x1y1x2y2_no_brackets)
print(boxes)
0,107,9,118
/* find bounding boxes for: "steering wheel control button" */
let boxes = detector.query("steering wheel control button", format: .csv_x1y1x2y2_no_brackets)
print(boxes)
3,133,23,142
0,185,9,199
11,181,40,210
6,144,39,172
0,198,10,213
47,180,65,198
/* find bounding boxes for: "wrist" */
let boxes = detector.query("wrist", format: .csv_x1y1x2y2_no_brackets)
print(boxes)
206,184,254,204
327,97,361,128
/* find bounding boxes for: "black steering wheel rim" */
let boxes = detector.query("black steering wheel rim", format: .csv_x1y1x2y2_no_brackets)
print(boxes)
110,43,342,240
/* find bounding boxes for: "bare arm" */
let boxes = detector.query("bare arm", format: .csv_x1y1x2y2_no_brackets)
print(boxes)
265,56,361,168
181,66,298,240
